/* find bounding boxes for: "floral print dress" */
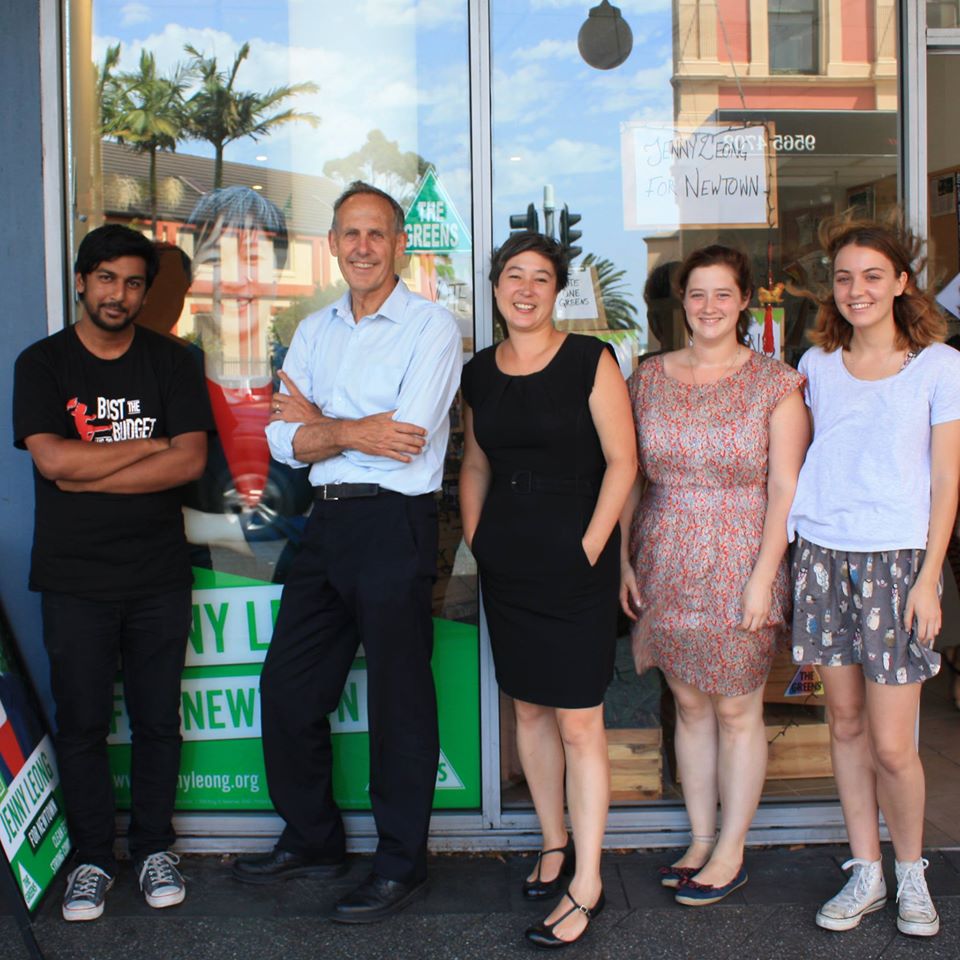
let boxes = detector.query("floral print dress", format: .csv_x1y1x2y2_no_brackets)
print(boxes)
628,352,804,696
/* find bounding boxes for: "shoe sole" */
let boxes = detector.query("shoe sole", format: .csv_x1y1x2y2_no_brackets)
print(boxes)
144,887,186,909
897,913,940,937
816,896,886,931
674,873,748,906
62,902,105,922
331,880,427,924
231,862,348,885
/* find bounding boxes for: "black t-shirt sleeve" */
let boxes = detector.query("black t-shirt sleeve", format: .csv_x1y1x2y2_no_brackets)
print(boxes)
161,341,215,438
13,343,66,448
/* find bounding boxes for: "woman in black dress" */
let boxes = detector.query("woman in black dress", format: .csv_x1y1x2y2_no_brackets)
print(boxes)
460,233,636,947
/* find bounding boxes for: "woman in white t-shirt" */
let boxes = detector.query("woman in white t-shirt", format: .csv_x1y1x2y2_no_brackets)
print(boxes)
788,217,960,939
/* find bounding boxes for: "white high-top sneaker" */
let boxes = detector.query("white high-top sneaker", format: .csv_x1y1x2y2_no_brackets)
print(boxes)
815,858,887,931
895,858,939,937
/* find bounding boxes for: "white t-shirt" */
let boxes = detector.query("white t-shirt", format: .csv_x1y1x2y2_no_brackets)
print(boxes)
788,342,960,551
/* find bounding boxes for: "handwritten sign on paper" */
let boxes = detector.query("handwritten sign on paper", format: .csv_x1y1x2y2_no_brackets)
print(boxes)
621,122,777,230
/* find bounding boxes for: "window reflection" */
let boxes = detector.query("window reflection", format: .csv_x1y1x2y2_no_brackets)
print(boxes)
73,3,475,615
493,0,899,807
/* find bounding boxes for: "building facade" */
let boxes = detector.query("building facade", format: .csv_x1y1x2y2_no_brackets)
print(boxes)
2,2,959,853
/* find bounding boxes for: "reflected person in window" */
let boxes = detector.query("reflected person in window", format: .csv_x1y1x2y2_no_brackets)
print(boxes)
460,232,636,947
620,245,809,906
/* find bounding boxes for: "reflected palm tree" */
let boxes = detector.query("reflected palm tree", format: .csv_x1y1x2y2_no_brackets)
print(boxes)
582,253,638,329
183,42,320,190
111,50,193,233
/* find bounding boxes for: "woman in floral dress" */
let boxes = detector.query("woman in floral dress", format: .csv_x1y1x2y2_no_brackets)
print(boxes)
620,245,809,905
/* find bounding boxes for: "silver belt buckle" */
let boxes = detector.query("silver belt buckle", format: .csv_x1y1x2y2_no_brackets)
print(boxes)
322,484,338,501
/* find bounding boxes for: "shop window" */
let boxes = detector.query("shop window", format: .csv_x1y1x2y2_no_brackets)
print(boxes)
492,0,899,811
769,0,820,75
67,1,479,816
928,2,960,28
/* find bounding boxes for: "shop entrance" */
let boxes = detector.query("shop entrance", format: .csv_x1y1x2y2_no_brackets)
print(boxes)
922,30,960,845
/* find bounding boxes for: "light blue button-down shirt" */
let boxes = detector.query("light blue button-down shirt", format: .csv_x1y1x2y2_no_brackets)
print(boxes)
266,279,462,495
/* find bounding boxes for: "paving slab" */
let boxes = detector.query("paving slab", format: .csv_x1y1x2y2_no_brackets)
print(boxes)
2,847,957,960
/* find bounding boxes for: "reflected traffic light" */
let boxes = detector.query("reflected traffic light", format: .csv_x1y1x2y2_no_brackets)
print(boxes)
559,204,582,258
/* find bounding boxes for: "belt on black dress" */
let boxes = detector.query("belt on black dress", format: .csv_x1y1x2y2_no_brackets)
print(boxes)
497,470,598,496
314,483,382,501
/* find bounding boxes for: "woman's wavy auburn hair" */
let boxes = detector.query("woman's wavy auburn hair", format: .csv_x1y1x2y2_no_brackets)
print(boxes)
807,213,945,352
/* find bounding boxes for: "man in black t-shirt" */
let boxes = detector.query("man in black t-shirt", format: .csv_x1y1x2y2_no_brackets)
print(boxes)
12,224,213,922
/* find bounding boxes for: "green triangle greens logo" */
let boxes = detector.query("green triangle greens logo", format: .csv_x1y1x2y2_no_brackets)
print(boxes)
18,863,42,908
785,665,824,698
435,749,464,790
364,749,465,794
404,167,471,254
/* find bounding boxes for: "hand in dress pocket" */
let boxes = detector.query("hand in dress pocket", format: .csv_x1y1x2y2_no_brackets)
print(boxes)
581,536,601,568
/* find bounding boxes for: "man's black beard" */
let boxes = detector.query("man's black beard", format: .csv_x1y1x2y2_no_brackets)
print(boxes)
83,298,140,333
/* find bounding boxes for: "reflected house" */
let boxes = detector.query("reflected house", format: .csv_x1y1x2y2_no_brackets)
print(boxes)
101,141,340,377
645,0,899,358
101,141,453,374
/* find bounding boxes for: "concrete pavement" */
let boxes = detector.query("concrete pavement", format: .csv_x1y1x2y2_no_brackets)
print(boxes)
4,845,959,959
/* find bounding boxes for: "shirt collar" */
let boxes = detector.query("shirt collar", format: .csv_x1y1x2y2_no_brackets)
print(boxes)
331,277,411,326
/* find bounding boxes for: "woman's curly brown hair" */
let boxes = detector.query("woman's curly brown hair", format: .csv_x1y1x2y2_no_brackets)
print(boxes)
803,212,945,352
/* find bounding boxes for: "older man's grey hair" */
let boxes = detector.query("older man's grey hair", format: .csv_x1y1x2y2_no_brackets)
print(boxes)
331,181,406,234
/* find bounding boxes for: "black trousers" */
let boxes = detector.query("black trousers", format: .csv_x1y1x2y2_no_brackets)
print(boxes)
260,492,439,883
41,589,191,873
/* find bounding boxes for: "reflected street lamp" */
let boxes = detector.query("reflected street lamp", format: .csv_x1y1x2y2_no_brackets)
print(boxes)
578,0,633,70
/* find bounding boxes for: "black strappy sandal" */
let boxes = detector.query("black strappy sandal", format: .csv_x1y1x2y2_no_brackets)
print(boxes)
525,888,605,948
521,836,575,900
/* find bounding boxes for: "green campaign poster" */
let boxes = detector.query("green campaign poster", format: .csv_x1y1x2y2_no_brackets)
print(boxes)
0,627,72,912
108,569,481,811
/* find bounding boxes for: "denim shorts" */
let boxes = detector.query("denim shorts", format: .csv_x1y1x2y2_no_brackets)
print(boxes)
791,536,941,685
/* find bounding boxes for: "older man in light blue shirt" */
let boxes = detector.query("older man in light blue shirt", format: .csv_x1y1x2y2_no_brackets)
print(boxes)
265,278,460,494
233,182,462,923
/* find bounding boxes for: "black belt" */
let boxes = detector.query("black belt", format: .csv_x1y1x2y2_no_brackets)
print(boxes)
497,470,598,496
314,483,382,501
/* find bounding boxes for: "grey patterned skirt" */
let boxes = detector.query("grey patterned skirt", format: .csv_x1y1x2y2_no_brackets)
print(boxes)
791,536,941,685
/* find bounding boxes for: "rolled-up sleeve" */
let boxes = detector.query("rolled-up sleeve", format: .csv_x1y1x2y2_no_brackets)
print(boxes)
265,323,312,469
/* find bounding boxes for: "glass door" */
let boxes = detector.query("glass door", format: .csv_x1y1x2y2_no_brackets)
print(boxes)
489,0,901,822
923,3,960,847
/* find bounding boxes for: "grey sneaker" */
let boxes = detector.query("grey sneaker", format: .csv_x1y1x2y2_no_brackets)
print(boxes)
816,858,887,931
62,864,114,921
895,858,939,937
137,851,185,909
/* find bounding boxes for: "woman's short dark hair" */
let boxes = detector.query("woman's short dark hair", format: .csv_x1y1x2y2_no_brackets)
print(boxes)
74,224,160,289
489,231,570,292
674,244,753,344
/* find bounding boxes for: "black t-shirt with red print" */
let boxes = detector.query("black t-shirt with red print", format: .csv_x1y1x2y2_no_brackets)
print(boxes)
13,325,213,599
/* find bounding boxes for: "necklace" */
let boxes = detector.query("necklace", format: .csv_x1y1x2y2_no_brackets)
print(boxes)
688,345,741,387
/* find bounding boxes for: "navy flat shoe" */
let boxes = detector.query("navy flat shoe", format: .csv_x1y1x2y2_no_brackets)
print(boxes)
674,865,748,906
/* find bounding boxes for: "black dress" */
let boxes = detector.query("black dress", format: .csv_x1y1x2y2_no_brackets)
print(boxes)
461,334,619,708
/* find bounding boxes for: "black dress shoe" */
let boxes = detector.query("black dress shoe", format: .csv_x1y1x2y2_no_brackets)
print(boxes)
522,836,575,900
231,847,347,885
525,889,605,948
332,872,427,924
